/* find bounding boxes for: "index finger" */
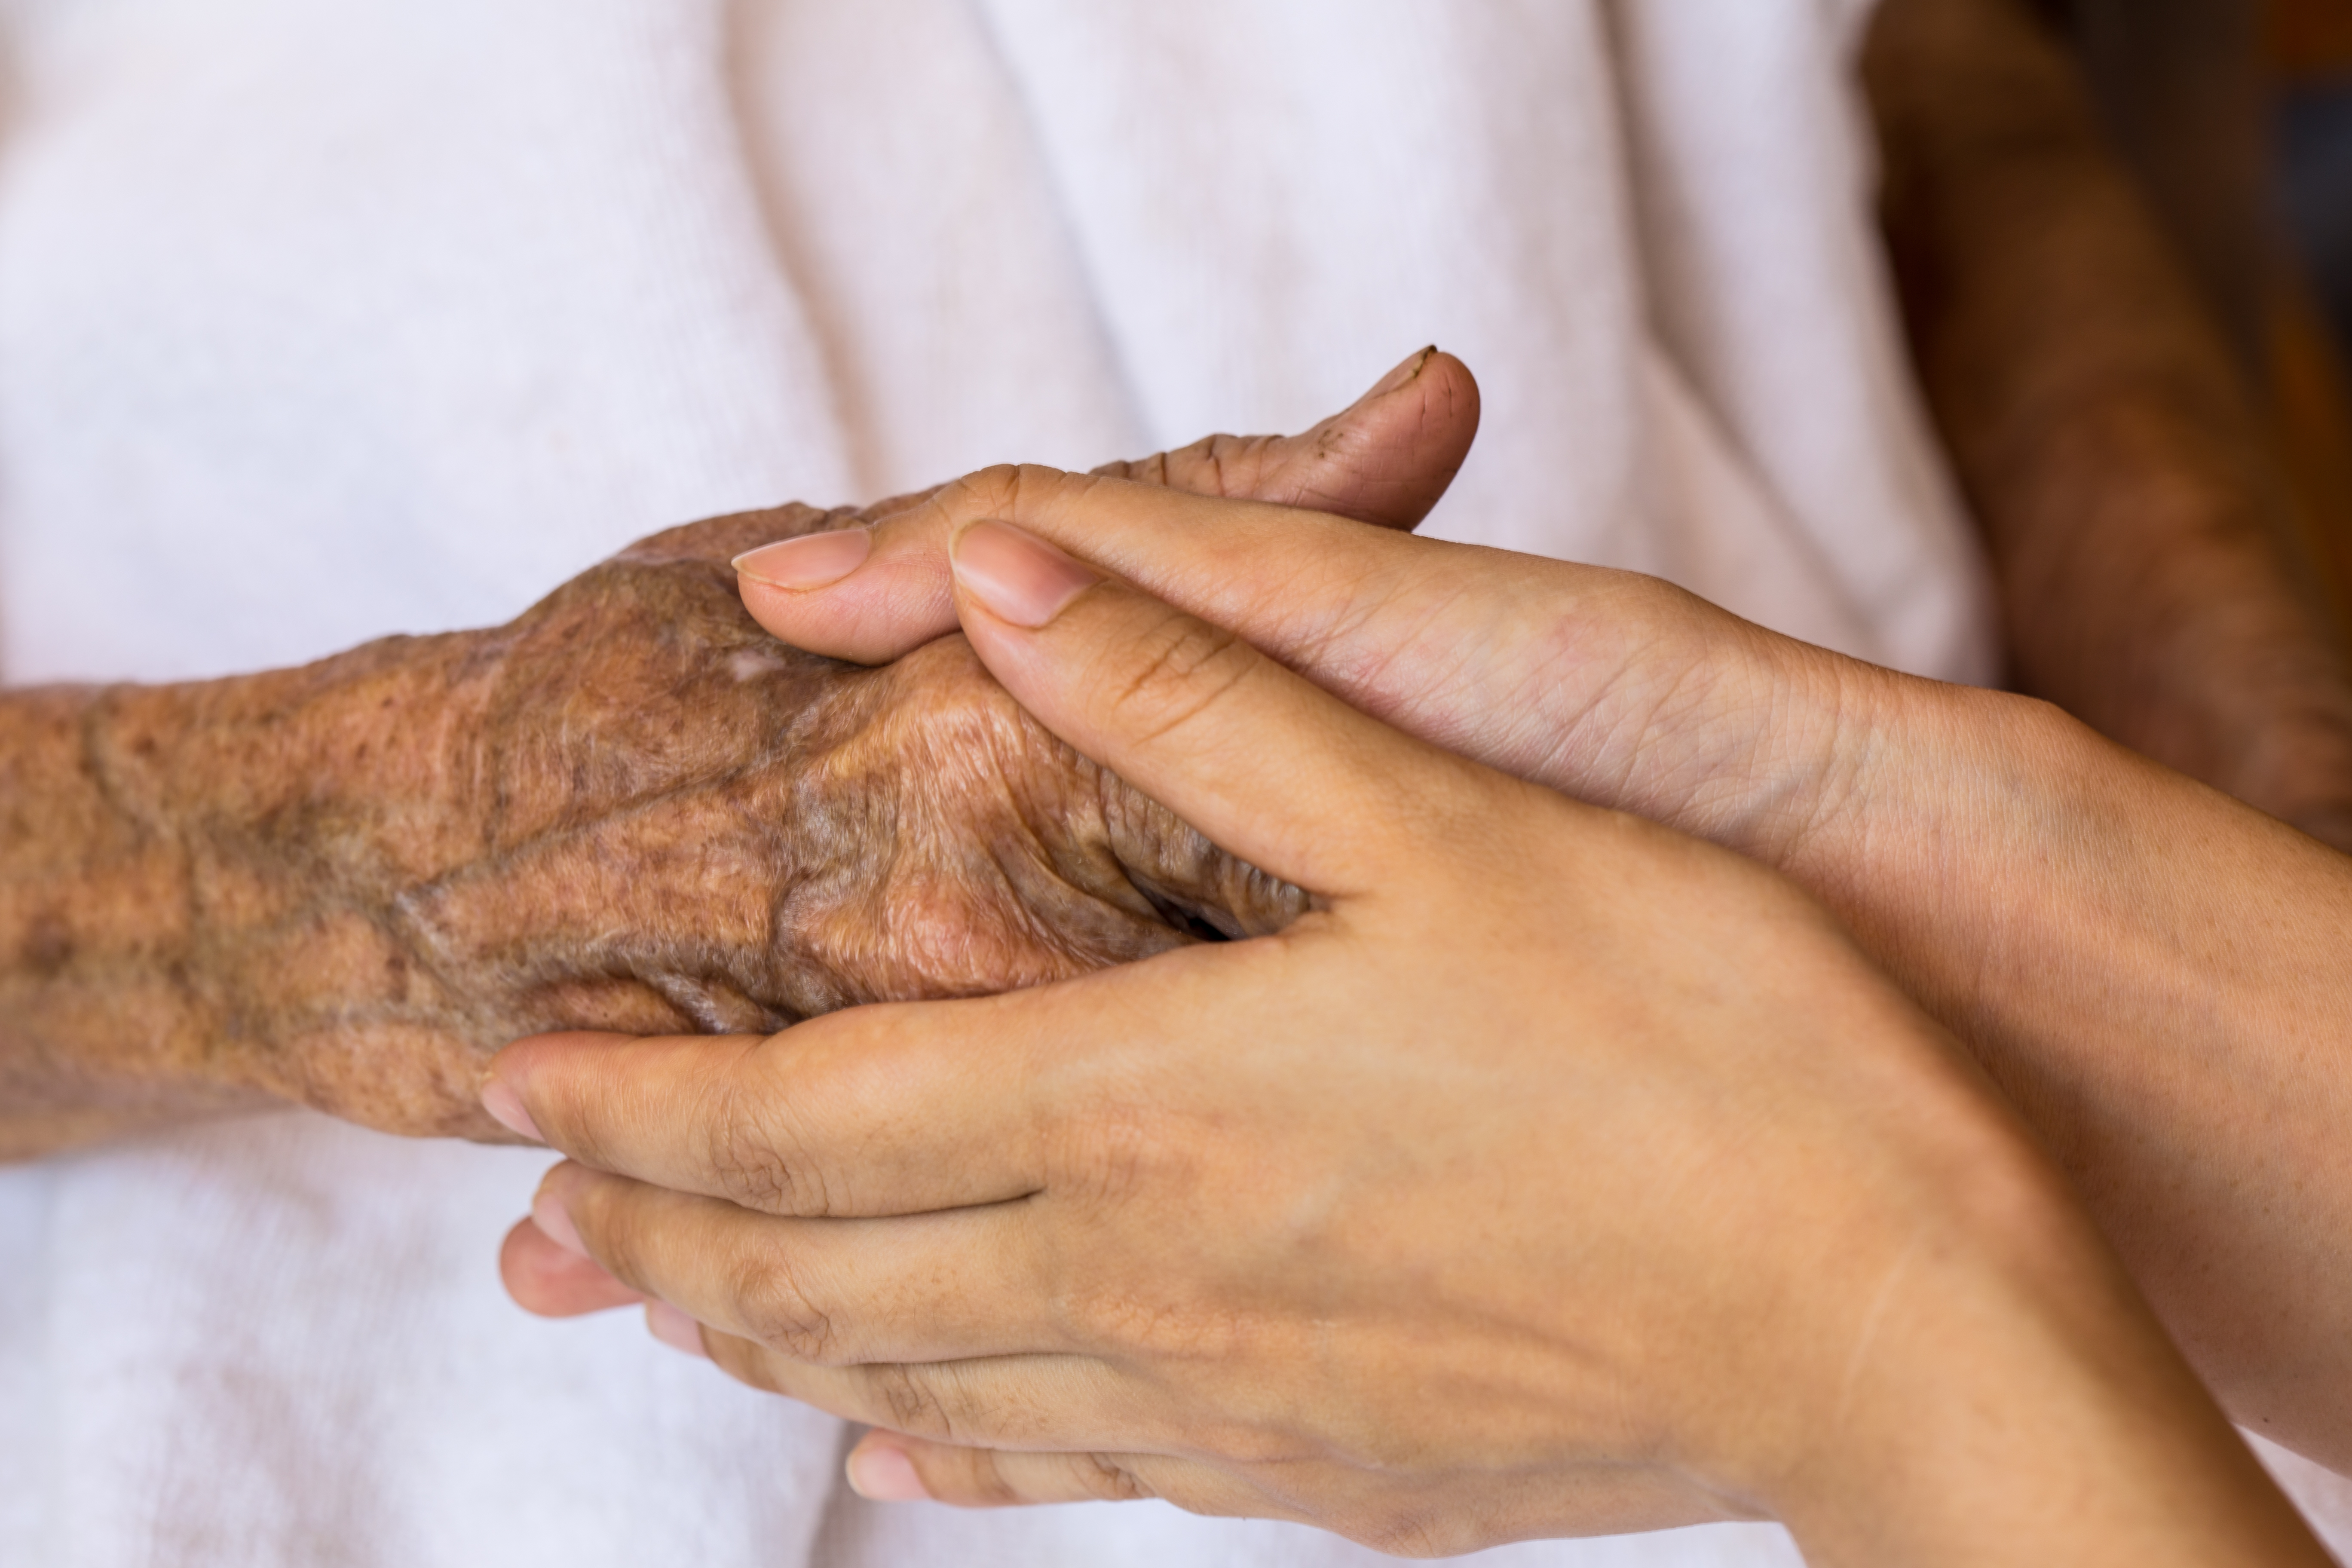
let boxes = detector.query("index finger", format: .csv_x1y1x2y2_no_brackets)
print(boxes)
485,1015,1044,1218
945,507,1513,899
483,953,1200,1218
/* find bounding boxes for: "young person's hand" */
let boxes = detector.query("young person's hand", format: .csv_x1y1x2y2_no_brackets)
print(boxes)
726,461,2352,1473
492,517,2325,1565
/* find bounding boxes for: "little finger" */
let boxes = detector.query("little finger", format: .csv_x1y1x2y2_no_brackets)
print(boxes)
846,1432,1307,1526
694,1338,1170,1456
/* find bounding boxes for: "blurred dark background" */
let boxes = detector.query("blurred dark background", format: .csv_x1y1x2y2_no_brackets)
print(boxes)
2272,2,2352,360
2037,0,2352,631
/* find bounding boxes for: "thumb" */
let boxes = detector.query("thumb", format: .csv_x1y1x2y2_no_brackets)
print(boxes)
1089,344,1479,531
734,349,1479,667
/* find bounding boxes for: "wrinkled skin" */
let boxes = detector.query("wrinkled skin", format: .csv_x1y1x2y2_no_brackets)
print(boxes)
227,503,1306,1133
0,349,1479,1152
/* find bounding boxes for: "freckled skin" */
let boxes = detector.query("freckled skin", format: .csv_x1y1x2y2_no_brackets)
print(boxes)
0,500,1304,1151
0,352,1477,1158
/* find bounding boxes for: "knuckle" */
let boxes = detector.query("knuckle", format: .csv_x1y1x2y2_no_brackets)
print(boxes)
1057,1104,1156,1208
726,1252,842,1363
936,462,1109,537
1160,431,1277,499
1088,451,1168,487
703,1081,830,1218
1054,1281,1146,1352
959,1452,1028,1507
942,464,1026,518
865,1363,959,1442
1104,612,1259,749
1359,1509,1469,1561
1176,433,1233,495
1074,1453,1155,1504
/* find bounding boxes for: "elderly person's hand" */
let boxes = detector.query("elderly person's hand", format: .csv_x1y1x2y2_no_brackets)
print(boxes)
0,351,1474,1154
488,514,2327,1565
674,462,2352,1476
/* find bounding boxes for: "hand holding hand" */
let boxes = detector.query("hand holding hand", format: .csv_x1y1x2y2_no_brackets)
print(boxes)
492,512,2320,1565
723,451,2352,1476
3,352,1475,1149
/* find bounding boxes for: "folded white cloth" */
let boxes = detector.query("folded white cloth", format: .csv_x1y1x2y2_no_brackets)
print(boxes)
0,1,2331,1563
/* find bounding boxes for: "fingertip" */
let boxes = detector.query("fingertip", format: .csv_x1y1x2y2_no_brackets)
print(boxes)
497,1215,542,1296
949,519,1104,629
485,1030,644,1149
479,1076,542,1144
738,540,961,665
737,572,844,648
1416,349,1482,441
1366,344,1439,398
500,1216,644,1318
847,1439,933,1503
646,1301,712,1361
731,527,873,591
1271,348,1481,532
1359,345,1478,460
530,1181,589,1259
491,1030,638,1072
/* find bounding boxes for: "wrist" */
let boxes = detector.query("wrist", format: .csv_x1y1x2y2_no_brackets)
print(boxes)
1761,1145,2315,1567
0,685,271,1149
1757,664,2087,1032
89,632,496,1117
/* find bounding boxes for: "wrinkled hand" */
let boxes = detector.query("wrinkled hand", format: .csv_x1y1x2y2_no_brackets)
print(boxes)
490,518,2320,1566
100,351,1475,1139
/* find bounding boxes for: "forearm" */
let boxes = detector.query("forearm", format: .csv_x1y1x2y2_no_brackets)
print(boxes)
0,683,253,1156
1794,664,2352,1468
1778,1159,2329,1567
0,634,494,1158
2,513,1299,1158
1864,0,2352,841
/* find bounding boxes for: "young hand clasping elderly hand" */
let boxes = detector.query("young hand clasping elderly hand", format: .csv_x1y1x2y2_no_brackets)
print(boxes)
483,482,2333,1564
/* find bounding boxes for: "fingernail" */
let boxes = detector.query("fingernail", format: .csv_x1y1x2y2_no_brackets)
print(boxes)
847,1442,931,1502
480,1077,543,1144
950,520,1101,628
733,527,873,590
530,1187,589,1259
1368,345,1436,399
647,1301,711,1360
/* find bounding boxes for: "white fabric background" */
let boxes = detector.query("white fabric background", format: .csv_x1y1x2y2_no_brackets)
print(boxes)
0,1,2322,1564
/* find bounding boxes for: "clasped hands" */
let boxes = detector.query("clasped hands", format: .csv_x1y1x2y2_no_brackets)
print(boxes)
483,371,2340,1563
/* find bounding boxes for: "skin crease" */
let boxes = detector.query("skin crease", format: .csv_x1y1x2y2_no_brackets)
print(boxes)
0,349,1472,1155
491,520,2333,1565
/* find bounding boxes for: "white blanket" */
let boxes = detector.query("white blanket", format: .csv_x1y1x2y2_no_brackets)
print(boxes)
0,1,2333,1562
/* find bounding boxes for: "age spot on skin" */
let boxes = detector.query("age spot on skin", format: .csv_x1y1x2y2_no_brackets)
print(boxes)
728,649,793,685
21,912,73,977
